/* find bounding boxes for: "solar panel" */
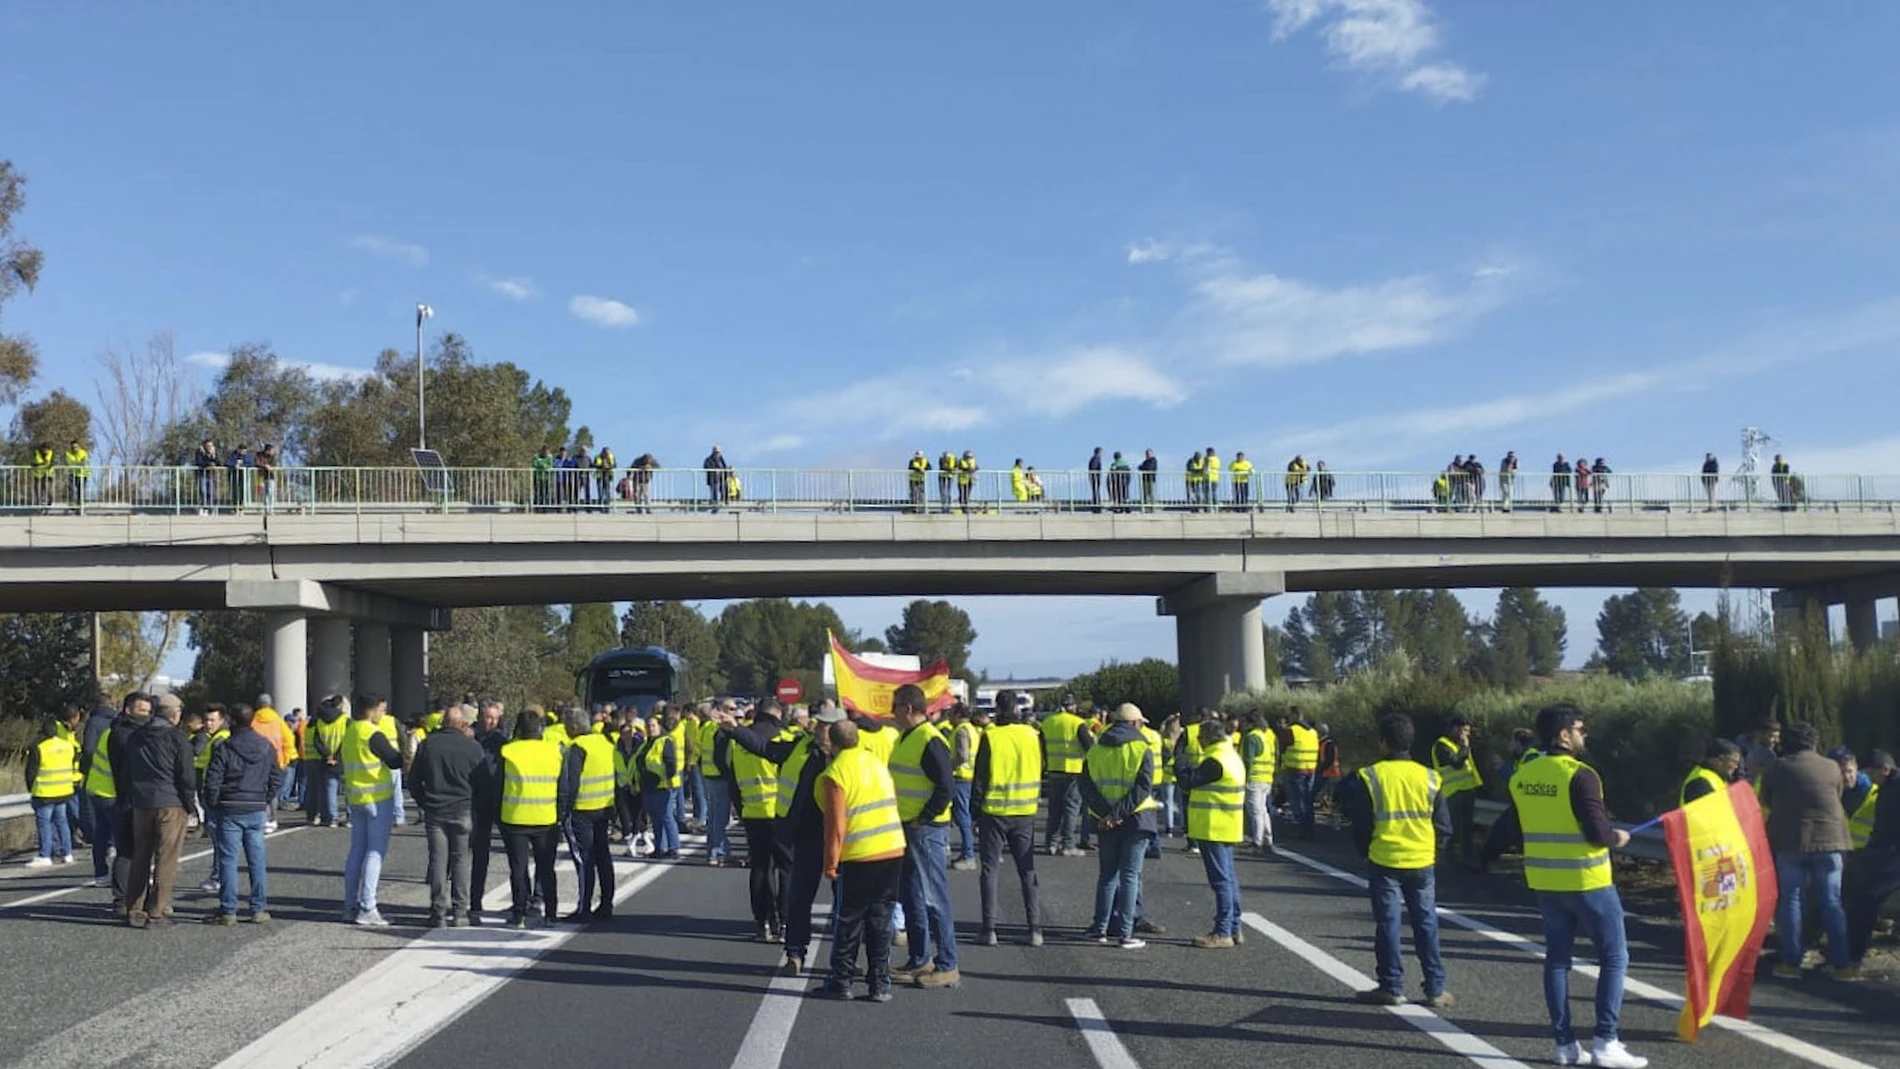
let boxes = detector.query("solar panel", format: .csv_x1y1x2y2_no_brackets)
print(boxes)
411,448,453,495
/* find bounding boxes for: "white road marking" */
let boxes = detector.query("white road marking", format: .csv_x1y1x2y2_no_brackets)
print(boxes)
1065,997,1144,1069
729,902,834,1069
1274,847,1882,1069
213,856,671,1069
0,826,308,912
1241,911,1530,1069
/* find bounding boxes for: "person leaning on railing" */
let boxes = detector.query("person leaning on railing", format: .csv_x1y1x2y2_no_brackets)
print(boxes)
63,438,90,507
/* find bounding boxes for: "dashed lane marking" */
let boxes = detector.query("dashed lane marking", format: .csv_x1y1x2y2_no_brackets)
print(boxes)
1065,997,1144,1069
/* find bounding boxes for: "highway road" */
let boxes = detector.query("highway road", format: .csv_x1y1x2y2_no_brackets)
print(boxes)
0,815,1893,1069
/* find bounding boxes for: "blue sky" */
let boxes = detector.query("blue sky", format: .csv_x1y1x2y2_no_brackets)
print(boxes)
7,2,1900,679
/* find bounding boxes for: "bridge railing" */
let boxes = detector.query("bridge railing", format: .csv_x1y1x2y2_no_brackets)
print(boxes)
0,465,1892,516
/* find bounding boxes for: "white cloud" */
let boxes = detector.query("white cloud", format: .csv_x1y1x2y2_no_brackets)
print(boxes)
184,349,369,383
1127,239,1170,265
793,376,988,439
1185,254,1517,367
483,276,537,301
1266,0,1485,104
1017,347,1187,417
753,434,806,454
569,295,642,328
346,234,429,267
1125,239,1224,266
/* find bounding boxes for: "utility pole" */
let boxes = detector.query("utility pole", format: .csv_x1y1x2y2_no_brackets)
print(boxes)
416,303,433,449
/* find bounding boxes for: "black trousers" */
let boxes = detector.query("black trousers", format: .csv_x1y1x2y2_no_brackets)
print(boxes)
827,856,902,988
1848,848,1900,962
979,813,1040,931
502,822,558,921
568,810,615,912
471,807,498,911
743,817,791,929
782,821,825,960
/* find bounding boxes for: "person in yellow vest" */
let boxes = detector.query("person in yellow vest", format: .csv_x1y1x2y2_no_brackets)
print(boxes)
1230,451,1254,509
888,684,961,989
974,694,1043,947
1282,708,1322,840
937,450,957,512
1184,449,1205,507
810,718,908,1001
306,696,350,828
851,710,898,766
1846,751,1897,970
949,704,985,869
1338,713,1453,1007
1481,704,1647,1069
907,450,929,513
669,711,696,831
500,709,567,929
81,712,118,886
697,706,732,866
1679,739,1741,807
1177,717,1245,948
727,699,794,939
26,716,78,867
194,705,232,894
55,706,86,852
957,450,978,513
1285,454,1310,511
1040,696,1094,856
63,438,90,507
30,442,55,506
638,710,684,860
1430,716,1481,864
1079,703,1161,949
557,707,617,921
1010,459,1029,504
340,694,405,927
1843,750,1882,853
1240,713,1278,858
1202,446,1221,511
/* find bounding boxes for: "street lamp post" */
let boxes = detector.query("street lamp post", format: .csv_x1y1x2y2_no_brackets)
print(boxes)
416,303,434,449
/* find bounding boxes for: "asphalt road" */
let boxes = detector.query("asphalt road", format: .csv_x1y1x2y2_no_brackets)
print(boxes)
1,812,1894,1069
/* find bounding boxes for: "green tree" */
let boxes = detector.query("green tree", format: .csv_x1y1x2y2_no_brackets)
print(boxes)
1592,587,1691,680
1483,587,1567,686
563,603,620,675
0,612,91,720
1283,593,1350,683
0,161,45,408
715,598,858,697
98,611,187,697
156,342,320,463
883,599,978,680
183,610,268,705
428,605,566,711
1060,658,1179,720
7,389,91,463
620,600,723,699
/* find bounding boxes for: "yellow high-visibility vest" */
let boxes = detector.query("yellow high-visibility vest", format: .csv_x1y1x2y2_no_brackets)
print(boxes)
31,737,77,800
697,719,721,776
775,736,815,818
890,722,950,824
1231,458,1253,485
1509,754,1612,893
855,722,897,766
1244,728,1278,784
1849,785,1879,850
733,729,792,820
571,733,617,812
818,747,906,863
1085,739,1159,818
500,738,563,825
1360,759,1439,870
1284,723,1320,774
1187,740,1245,844
1432,736,1481,796
980,724,1043,817
63,447,90,477
85,733,115,800
1040,711,1086,775
1679,766,1727,808
644,735,682,789
195,728,229,775
1141,725,1173,786
952,722,979,781
343,720,395,807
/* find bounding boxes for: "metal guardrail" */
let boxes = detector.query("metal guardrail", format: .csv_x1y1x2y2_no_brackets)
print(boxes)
0,793,31,822
0,464,1879,517
1474,798,1669,863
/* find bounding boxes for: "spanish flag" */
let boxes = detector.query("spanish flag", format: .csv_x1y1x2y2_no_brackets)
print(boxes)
827,632,956,719
1662,780,1777,1042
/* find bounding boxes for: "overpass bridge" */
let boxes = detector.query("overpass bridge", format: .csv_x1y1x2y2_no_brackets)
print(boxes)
6,464,1899,711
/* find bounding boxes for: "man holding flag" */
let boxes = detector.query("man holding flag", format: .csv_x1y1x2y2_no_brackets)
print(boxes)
1483,704,1648,1069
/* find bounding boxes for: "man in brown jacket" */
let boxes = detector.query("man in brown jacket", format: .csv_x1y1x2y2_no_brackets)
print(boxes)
1760,722,1854,979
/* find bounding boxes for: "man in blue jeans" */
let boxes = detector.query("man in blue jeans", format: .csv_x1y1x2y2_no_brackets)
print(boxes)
202,704,283,923
1339,713,1452,1006
1483,704,1647,1069
1079,703,1159,949
887,685,962,988
1760,721,1856,979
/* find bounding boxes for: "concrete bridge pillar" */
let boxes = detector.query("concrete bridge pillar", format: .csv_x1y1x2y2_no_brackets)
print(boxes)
392,628,426,720
308,617,354,707
355,621,392,701
1159,573,1283,713
1846,598,1880,650
264,611,308,722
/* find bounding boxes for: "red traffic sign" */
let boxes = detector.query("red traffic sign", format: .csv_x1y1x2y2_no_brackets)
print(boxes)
775,677,804,704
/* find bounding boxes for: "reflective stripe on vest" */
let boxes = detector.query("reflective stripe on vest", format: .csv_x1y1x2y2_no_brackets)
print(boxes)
1431,736,1481,796
697,720,721,775
1187,740,1245,844
1680,766,1728,808
952,722,978,781
820,748,907,862
1040,712,1086,774
500,738,563,825
1141,726,1172,785
1509,754,1612,892
1085,738,1159,818
734,729,791,820
776,737,814,817
1360,760,1439,870
572,733,617,812
85,733,115,800
644,736,681,789
1284,724,1319,774
1850,784,1879,850
31,737,77,800
343,720,394,807
1245,728,1278,784
890,722,950,824
982,724,1043,817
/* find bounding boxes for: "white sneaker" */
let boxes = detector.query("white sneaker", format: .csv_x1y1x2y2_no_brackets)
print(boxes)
1552,1041,1592,1066
199,877,219,893
56,854,74,865
264,821,278,833
1118,937,1147,950
25,856,53,869
355,909,391,927
1590,1040,1646,1069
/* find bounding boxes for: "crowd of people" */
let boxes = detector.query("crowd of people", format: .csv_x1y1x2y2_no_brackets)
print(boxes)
21,677,1896,1066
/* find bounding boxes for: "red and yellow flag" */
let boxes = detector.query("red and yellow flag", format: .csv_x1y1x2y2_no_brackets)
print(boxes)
1662,780,1777,1042
827,632,956,719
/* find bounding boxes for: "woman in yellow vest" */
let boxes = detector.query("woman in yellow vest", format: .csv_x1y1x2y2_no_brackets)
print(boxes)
562,707,619,921
1079,704,1161,949
1177,717,1244,948
500,710,565,929
1338,713,1452,1007
639,712,684,860
26,717,77,867
697,711,731,866
811,719,907,1002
